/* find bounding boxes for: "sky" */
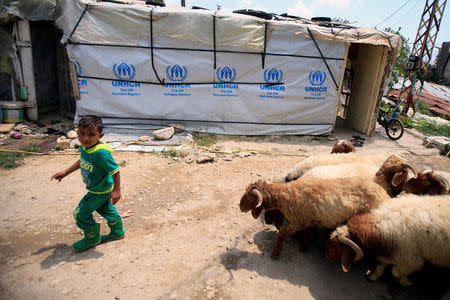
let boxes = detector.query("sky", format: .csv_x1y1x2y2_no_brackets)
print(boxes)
163,0,449,62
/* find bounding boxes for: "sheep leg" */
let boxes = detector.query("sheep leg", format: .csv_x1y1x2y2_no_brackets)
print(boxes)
391,265,417,287
367,262,387,281
292,228,310,252
271,224,300,259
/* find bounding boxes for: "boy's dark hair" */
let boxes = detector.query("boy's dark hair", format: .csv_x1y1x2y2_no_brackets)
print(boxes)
78,115,103,132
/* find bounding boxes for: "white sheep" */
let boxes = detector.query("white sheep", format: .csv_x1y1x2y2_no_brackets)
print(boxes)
301,155,416,197
282,153,390,182
325,194,450,286
239,176,390,258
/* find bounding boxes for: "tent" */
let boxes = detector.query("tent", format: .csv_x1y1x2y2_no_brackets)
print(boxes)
1,0,401,136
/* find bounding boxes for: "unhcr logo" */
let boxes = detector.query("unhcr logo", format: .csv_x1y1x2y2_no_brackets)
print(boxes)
72,61,83,76
166,65,187,82
113,62,136,80
216,66,236,83
264,68,283,83
308,70,326,86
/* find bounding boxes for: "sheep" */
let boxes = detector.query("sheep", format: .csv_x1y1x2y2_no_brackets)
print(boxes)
282,153,390,182
402,169,450,195
239,176,390,258
325,194,450,286
331,139,355,154
263,155,415,251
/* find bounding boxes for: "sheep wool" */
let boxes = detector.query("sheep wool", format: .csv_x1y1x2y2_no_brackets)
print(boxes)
328,194,450,286
282,153,390,182
240,176,390,258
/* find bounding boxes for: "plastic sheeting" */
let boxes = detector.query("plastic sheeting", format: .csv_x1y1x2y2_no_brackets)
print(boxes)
4,0,401,135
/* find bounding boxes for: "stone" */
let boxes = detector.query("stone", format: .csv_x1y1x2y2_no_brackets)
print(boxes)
196,154,215,163
153,127,175,140
67,130,78,139
70,139,81,148
56,136,70,150
169,123,186,133
138,135,150,142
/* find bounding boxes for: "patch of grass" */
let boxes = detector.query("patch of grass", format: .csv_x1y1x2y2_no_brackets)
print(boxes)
118,160,128,167
442,144,450,156
415,100,432,116
412,120,450,137
0,143,42,169
192,129,216,147
161,148,177,158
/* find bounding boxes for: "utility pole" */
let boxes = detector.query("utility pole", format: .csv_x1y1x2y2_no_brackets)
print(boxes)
398,0,447,117
410,0,447,70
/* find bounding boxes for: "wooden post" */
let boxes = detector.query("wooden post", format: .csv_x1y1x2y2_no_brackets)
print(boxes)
69,61,80,100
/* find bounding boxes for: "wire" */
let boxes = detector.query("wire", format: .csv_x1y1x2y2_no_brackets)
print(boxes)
389,0,421,29
373,0,411,28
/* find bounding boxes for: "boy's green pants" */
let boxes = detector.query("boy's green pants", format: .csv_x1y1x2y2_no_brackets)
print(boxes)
73,192,121,230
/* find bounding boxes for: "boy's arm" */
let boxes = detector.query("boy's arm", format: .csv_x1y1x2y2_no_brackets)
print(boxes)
110,171,121,205
51,159,80,182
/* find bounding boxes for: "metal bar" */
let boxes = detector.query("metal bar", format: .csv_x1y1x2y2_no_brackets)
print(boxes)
306,27,339,90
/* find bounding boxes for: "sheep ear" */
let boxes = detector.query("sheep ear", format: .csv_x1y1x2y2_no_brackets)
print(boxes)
341,246,356,272
251,206,263,219
392,172,406,187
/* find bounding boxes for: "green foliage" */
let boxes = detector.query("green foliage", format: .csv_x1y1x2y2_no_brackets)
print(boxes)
161,148,177,158
412,120,450,137
442,144,450,156
415,100,432,116
192,128,216,147
384,27,410,87
118,160,128,167
0,143,42,169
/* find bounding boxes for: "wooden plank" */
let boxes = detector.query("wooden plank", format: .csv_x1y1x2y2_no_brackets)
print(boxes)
0,123,16,133
69,61,80,100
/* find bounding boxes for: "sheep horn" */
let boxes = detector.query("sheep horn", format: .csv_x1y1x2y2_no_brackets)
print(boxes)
433,174,450,192
252,189,263,208
338,235,363,262
403,163,416,177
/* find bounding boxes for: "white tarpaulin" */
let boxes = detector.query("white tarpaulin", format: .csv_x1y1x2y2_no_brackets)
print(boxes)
52,0,398,135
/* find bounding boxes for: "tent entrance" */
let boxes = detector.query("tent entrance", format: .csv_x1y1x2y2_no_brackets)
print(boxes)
339,43,389,135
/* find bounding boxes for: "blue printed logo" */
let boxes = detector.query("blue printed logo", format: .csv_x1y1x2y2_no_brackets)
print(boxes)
216,66,236,83
264,68,283,83
72,61,83,76
113,63,136,80
166,65,187,82
309,70,326,86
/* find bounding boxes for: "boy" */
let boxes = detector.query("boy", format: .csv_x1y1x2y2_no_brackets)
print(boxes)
51,115,124,251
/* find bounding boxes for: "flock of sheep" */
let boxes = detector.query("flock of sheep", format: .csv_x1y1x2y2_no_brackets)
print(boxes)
239,139,450,287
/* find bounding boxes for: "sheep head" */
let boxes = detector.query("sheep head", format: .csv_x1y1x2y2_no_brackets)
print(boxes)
403,170,450,195
375,155,416,196
331,139,355,154
325,226,363,273
239,180,268,218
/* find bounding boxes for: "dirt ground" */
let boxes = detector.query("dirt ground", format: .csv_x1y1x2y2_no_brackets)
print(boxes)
0,124,449,300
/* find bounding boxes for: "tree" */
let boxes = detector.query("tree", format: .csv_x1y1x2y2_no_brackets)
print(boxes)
384,27,410,87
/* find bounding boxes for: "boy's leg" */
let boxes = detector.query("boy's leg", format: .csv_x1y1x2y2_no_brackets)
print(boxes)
96,197,124,243
72,193,109,251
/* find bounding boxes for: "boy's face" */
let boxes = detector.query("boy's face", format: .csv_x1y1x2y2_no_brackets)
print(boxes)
77,126,104,149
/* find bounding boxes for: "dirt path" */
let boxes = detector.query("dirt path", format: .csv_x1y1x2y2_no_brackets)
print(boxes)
0,126,449,299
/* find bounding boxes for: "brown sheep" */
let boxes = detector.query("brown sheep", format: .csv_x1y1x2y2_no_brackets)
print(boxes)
325,194,450,286
331,139,355,154
402,169,450,195
239,177,390,258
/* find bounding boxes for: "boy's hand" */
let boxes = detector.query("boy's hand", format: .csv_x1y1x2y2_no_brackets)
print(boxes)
110,190,121,205
51,171,67,182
